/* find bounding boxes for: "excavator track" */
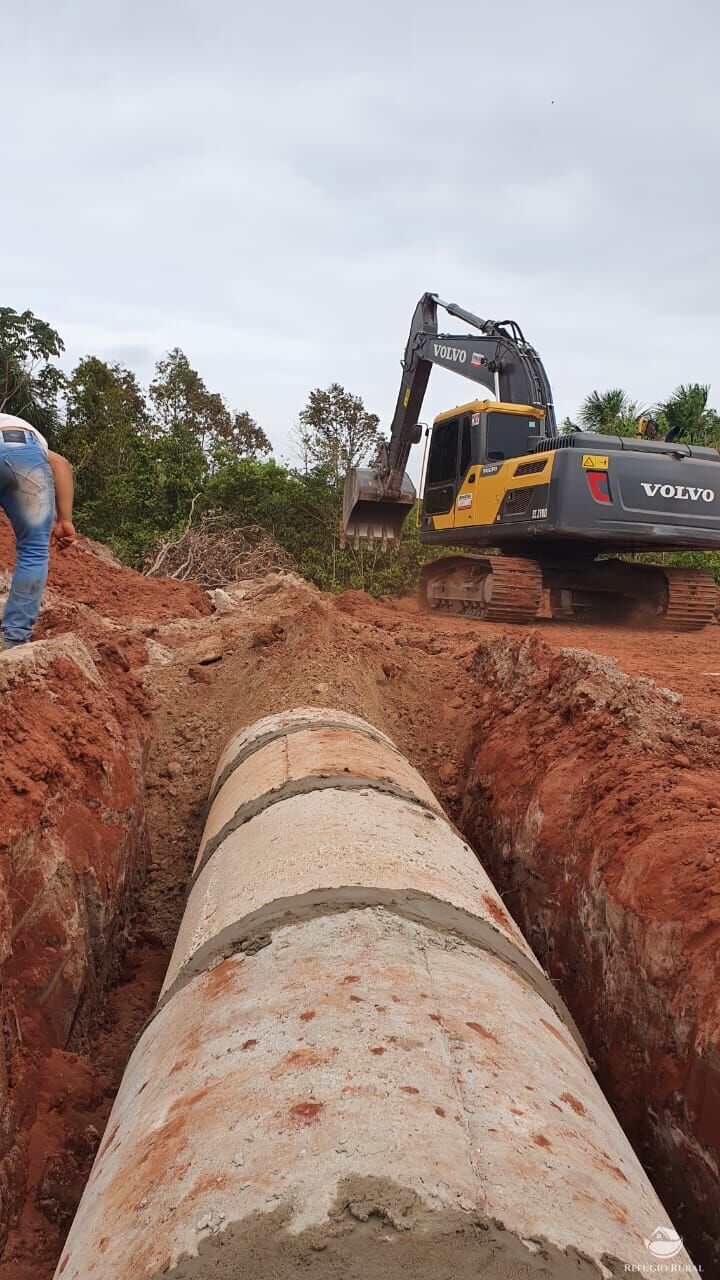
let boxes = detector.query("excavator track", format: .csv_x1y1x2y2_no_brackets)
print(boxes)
657,567,718,631
545,560,717,631
420,555,543,624
422,556,717,631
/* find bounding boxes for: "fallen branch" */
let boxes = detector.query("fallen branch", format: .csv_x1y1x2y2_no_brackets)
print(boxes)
143,513,296,588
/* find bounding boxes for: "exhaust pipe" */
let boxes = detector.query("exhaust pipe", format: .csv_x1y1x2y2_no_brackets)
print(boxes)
56,708,698,1278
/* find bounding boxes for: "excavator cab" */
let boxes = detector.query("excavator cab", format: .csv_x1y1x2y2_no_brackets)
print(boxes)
420,402,545,528
341,403,546,548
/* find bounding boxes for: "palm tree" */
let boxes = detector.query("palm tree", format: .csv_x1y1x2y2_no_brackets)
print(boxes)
577,389,646,437
657,384,716,444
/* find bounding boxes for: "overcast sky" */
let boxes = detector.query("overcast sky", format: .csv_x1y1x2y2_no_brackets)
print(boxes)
4,0,720,474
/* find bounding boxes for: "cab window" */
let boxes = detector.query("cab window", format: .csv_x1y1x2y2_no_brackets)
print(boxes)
427,418,460,483
486,413,536,461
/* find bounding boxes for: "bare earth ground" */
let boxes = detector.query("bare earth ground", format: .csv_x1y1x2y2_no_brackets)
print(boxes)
1,520,719,1275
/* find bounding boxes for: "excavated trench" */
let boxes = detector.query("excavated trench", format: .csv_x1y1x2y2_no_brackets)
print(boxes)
57,709,695,1278
0,531,718,1276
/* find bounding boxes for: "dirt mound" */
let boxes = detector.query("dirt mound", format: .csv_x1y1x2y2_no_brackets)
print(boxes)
0,516,210,626
460,633,720,1271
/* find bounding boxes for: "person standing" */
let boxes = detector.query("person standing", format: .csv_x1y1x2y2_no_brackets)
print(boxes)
0,412,75,650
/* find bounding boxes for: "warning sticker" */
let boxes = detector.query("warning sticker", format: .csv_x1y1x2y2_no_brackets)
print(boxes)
457,493,473,510
581,454,609,470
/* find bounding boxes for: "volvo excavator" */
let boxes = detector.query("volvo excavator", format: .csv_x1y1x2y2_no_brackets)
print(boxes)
341,293,720,628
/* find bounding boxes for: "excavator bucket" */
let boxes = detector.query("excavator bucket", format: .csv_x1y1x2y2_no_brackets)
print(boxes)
341,467,416,549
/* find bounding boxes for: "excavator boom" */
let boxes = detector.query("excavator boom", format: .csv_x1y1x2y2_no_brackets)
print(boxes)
341,292,556,546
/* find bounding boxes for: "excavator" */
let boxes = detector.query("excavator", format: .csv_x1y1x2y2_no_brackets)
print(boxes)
341,293,720,628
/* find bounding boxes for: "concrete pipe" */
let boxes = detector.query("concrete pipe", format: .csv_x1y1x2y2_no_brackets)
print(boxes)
57,708,698,1279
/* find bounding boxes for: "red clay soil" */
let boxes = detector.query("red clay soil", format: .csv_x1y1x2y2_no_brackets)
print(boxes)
0,637,148,1269
0,520,209,1279
460,634,720,1272
2,542,720,1275
0,518,210,626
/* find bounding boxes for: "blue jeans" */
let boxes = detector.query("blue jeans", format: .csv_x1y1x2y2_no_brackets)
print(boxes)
0,438,55,646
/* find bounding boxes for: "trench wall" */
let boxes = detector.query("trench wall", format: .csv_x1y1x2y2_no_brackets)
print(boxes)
460,634,720,1273
0,636,148,1248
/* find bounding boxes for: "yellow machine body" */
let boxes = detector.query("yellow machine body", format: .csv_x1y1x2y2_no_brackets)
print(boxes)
419,401,554,539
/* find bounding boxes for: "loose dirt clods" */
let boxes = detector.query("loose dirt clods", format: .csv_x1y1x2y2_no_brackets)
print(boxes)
0,514,718,1274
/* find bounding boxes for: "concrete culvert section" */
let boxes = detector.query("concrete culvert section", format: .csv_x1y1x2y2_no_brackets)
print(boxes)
57,708,698,1278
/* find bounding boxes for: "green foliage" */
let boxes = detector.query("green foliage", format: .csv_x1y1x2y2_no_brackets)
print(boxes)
656,383,720,446
337,512,448,596
575,383,720,450
578,388,647,437
295,383,380,478
0,307,65,435
205,456,435,595
622,548,720,584
55,357,159,560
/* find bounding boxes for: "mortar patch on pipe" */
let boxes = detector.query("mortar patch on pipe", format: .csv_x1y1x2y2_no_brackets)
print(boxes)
211,706,399,790
200,730,442,866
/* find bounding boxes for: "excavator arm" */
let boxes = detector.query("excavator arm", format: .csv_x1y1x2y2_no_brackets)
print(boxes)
342,292,557,546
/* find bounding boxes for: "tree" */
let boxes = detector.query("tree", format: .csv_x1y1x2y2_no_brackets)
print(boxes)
57,357,160,560
150,348,270,462
657,384,720,446
212,409,271,459
60,356,150,468
577,388,646,437
147,348,219,526
0,307,65,435
296,383,380,478
149,348,229,450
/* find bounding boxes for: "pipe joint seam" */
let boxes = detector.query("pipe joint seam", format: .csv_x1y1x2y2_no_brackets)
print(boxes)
153,891,589,1057
208,716,405,810
194,775,444,889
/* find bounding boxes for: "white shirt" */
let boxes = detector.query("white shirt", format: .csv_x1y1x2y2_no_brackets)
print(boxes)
0,412,49,455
